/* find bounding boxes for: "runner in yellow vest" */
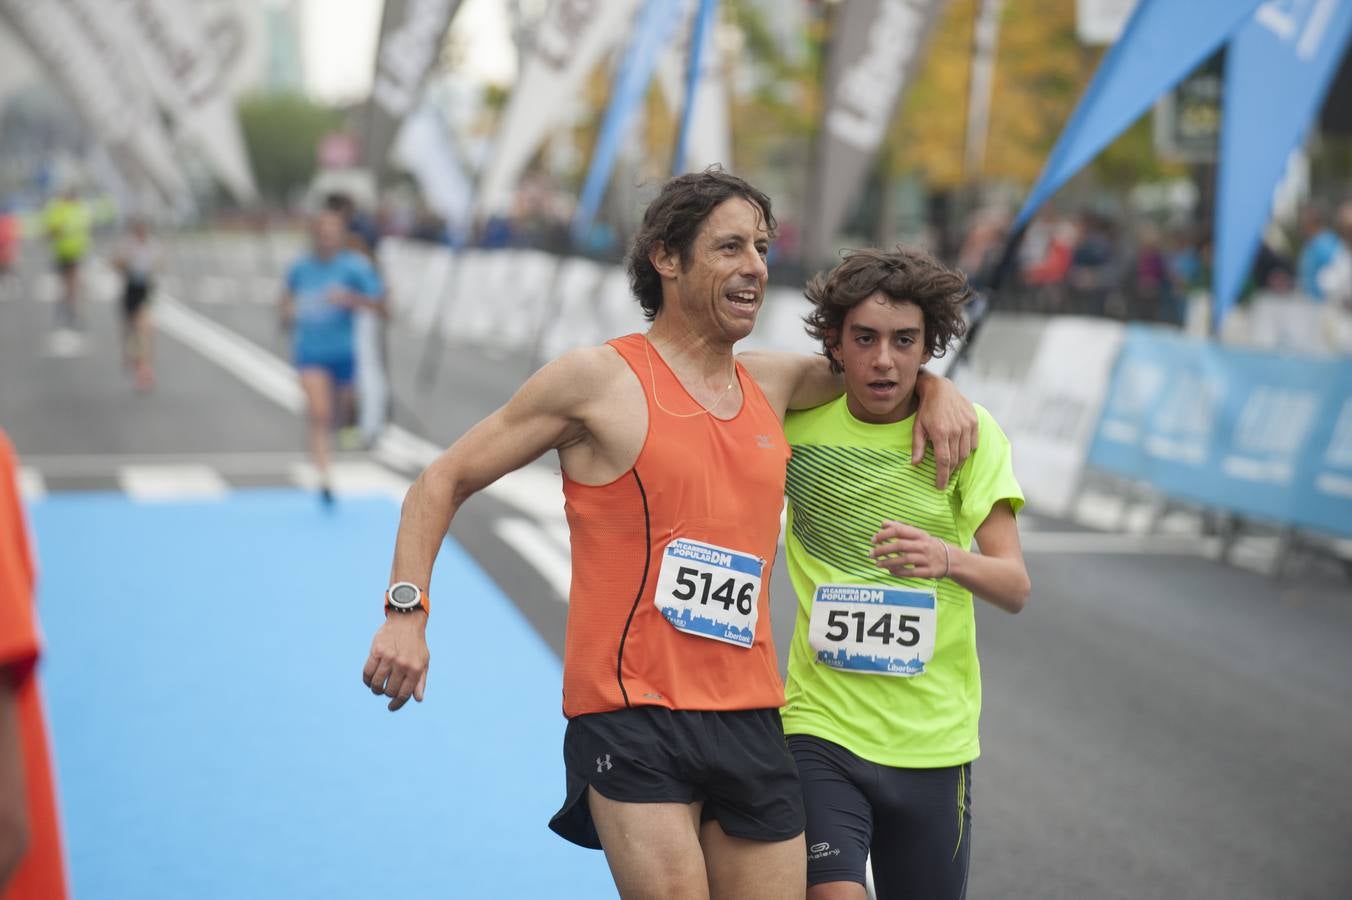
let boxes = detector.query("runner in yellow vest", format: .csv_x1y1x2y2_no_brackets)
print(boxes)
41,189,92,329
781,246,1031,899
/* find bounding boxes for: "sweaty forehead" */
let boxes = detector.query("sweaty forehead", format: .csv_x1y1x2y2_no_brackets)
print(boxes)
698,197,769,242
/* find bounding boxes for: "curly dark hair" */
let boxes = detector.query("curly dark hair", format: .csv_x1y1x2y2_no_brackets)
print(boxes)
627,168,776,321
804,245,971,373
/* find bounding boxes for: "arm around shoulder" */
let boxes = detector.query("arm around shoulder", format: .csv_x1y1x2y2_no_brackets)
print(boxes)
736,350,839,417
912,369,978,489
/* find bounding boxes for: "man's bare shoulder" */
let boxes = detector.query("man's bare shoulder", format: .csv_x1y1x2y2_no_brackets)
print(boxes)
522,343,633,409
544,343,628,385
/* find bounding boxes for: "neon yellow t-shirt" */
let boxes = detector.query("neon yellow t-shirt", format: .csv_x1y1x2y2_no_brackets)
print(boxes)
781,398,1023,768
42,199,91,262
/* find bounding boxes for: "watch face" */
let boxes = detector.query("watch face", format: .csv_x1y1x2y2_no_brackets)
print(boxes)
389,583,419,608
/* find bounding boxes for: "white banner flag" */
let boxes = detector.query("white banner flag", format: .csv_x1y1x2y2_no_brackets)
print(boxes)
101,0,258,205
474,0,643,217
0,0,192,207
365,0,464,177
805,0,948,265
657,0,731,173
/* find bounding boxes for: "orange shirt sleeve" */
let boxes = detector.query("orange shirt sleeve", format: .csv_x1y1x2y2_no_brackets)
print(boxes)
0,431,39,684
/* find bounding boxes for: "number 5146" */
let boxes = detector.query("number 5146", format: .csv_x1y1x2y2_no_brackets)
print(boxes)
672,566,754,615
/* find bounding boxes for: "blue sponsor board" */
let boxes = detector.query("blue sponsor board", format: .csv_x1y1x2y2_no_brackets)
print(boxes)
1088,326,1352,537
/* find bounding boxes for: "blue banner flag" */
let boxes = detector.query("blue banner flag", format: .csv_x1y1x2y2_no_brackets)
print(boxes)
672,0,719,175
1213,1,1352,331
1013,0,1264,231
572,0,684,244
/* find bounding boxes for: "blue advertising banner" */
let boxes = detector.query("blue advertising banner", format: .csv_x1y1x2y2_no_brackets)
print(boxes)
1089,326,1352,537
1013,0,1263,231
672,0,719,175
1293,362,1352,537
572,0,684,242
1213,1,1352,331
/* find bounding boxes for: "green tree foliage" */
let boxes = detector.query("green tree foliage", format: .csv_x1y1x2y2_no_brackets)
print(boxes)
888,0,1179,191
237,93,343,204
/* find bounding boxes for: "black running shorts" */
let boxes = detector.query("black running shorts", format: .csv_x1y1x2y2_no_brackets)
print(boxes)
789,733,972,899
122,279,151,317
550,706,806,850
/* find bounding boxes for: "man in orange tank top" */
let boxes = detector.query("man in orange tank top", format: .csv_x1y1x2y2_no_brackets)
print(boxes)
361,169,978,898
1,430,69,900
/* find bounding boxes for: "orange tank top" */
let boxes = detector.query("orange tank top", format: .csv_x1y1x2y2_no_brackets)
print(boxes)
560,334,790,717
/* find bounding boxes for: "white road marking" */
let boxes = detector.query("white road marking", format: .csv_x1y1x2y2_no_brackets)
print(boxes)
18,451,359,475
43,328,89,358
493,517,573,600
154,296,303,413
288,461,410,502
373,426,567,523
119,464,229,501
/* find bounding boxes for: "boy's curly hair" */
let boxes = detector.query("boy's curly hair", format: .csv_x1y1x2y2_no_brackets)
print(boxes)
804,245,971,373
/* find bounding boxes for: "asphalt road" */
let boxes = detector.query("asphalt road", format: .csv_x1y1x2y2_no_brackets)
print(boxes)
2,245,1349,899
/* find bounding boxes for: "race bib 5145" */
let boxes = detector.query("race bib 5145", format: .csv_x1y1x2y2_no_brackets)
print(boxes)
808,584,937,676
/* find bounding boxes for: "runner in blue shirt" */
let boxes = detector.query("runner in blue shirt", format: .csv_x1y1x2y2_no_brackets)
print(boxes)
280,210,384,502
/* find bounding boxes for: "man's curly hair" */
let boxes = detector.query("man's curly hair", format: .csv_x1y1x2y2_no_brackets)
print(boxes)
627,167,776,321
804,245,971,373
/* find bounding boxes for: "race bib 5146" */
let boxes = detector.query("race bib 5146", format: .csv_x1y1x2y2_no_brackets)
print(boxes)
654,538,763,648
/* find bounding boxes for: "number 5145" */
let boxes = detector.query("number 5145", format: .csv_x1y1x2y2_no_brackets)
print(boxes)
824,610,920,646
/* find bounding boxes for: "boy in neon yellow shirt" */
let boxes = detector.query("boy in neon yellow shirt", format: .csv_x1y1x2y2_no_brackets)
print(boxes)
782,246,1030,899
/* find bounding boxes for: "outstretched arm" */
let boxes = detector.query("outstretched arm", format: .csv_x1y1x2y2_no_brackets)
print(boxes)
869,501,1029,613
362,351,597,711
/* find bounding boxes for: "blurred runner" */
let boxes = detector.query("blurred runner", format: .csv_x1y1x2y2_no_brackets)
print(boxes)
0,201,19,302
781,247,1029,900
113,219,161,392
279,210,385,503
323,193,389,449
40,188,91,330
0,430,68,899
361,170,978,899
1296,202,1341,301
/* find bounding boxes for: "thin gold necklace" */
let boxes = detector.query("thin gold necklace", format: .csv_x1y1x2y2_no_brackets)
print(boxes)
643,337,737,419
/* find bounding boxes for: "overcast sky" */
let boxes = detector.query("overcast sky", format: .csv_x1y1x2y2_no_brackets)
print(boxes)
300,0,516,104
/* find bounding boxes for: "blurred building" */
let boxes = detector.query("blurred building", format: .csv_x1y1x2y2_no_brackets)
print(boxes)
227,0,307,97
